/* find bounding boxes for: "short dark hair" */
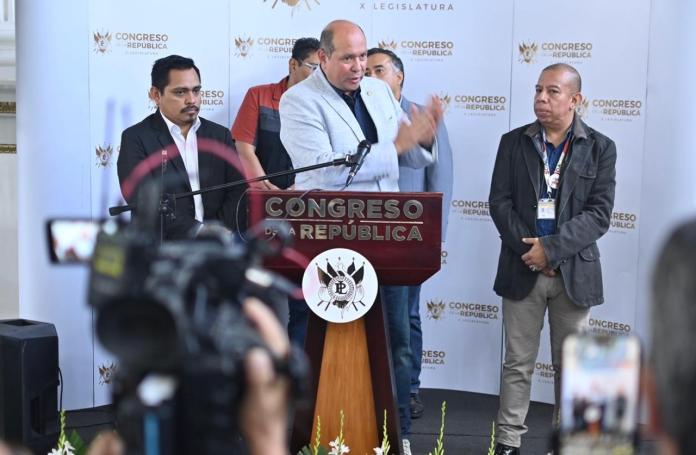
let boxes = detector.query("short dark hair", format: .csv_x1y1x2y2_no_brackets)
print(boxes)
652,218,696,455
542,62,582,92
367,47,405,87
292,37,320,61
151,55,201,93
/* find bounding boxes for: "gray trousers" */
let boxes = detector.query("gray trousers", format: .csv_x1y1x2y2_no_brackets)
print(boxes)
495,274,589,448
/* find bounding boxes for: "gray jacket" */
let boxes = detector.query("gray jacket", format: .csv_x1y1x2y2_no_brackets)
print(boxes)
488,115,616,307
398,96,453,240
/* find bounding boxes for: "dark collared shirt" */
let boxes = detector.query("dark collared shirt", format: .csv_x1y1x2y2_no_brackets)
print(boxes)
325,70,378,144
231,77,294,188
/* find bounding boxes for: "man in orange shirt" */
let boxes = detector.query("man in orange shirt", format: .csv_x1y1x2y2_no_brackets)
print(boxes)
231,38,320,190
232,38,320,347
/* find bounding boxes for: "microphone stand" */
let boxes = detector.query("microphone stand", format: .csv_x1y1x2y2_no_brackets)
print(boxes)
159,149,167,244
109,155,357,217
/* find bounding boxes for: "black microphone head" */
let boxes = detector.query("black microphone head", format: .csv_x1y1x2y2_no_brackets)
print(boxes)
345,140,372,187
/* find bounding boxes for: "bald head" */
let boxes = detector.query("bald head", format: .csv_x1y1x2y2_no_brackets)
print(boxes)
318,20,368,93
320,20,366,57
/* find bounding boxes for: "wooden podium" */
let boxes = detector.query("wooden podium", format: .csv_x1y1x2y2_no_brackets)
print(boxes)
248,190,442,455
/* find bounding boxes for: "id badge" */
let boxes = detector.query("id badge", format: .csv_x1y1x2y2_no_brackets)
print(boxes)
537,198,555,220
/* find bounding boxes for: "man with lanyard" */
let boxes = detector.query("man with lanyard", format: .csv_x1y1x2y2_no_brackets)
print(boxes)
488,63,616,455
537,126,571,237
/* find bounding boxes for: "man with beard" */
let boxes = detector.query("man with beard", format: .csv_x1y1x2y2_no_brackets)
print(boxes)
118,55,246,240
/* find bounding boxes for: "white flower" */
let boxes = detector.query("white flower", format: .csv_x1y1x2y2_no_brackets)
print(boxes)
62,441,75,455
373,448,384,455
329,437,351,455
49,440,76,455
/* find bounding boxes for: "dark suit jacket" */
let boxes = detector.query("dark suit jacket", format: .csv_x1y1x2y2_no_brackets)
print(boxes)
117,112,247,240
488,115,616,307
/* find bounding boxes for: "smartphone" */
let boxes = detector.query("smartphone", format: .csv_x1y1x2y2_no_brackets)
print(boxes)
558,333,641,455
46,219,101,264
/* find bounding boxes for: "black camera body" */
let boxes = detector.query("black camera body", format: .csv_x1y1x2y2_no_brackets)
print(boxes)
76,208,302,454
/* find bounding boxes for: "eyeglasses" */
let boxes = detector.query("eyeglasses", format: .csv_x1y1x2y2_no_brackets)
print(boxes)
301,61,319,71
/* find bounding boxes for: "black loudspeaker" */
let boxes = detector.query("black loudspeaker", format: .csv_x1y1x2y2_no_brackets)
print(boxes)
0,319,59,453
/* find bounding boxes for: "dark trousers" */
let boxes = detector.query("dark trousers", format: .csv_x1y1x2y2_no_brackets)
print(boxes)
287,297,309,348
382,285,411,437
406,285,423,394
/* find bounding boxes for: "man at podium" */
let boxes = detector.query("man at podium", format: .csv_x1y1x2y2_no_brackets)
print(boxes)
279,19,443,446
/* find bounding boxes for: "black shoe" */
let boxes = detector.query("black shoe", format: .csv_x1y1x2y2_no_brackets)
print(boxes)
494,443,520,455
410,393,424,419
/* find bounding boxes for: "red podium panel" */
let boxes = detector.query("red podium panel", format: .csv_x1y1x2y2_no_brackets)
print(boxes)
247,190,442,285
247,190,442,455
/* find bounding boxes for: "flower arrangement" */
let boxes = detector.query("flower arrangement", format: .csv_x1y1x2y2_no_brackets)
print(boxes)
298,410,351,455
49,410,86,455
298,401,449,455
328,410,350,455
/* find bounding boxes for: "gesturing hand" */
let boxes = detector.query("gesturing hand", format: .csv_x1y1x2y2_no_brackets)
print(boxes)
394,95,443,154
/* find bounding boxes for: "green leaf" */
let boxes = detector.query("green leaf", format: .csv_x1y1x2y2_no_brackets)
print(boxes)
68,429,87,455
487,421,496,455
431,401,447,455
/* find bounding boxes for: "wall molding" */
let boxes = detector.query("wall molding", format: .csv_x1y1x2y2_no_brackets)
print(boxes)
0,143,15,153
0,100,14,113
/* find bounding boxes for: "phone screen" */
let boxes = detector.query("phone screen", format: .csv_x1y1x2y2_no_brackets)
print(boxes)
46,219,101,263
559,334,641,454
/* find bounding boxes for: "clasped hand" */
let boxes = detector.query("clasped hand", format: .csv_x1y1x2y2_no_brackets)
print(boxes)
521,237,555,276
394,95,443,154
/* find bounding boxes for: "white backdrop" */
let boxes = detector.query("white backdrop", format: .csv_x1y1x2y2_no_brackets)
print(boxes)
18,0,694,410
507,0,651,402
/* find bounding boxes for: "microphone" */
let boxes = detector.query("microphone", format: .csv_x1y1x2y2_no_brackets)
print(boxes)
161,148,168,174
345,140,372,187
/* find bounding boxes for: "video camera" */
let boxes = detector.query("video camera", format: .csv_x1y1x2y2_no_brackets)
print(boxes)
47,183,308,455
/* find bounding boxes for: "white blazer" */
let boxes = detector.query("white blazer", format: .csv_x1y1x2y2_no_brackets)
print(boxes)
279,68,435,191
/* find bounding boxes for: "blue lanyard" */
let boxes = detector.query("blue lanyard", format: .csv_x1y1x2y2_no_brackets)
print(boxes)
540,129,571,198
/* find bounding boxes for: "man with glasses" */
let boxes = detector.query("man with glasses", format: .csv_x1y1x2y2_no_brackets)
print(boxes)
366,47,453,421
231,37,320,191
232,38,320,349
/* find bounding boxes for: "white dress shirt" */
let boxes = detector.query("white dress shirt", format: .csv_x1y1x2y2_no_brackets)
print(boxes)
160,112,203,222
